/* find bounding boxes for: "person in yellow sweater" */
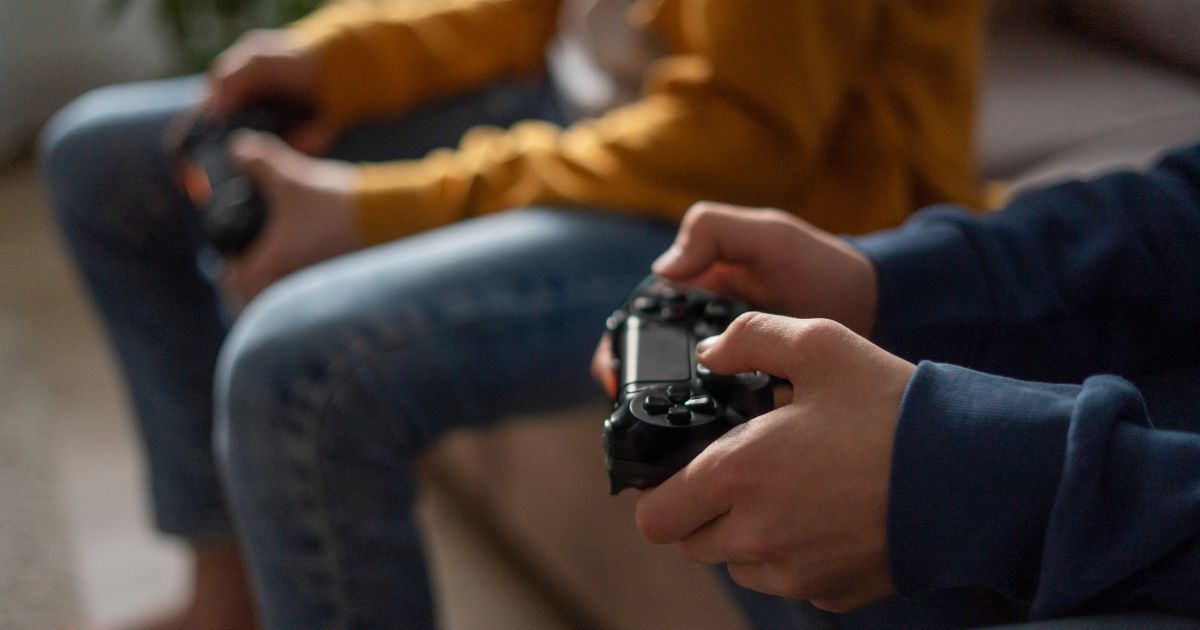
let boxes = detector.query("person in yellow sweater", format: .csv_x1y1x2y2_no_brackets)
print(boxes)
41,0,984,627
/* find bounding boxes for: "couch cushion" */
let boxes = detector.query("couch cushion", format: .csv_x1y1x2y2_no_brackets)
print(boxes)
1064,0,1200,75
1003,109,1200,192
1005,113,1200,194
424,407,749,630
979,17,1200,180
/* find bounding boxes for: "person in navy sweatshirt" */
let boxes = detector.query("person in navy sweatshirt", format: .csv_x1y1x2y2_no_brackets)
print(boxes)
610,142,1200,624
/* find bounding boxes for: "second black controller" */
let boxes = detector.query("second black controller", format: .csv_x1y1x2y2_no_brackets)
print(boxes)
175,100,314,257
603,276,774,494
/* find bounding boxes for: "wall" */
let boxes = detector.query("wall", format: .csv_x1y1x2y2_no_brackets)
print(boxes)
0,0,173,163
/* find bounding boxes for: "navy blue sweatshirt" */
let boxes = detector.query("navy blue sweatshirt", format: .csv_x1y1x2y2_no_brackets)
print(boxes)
853,143,1200,618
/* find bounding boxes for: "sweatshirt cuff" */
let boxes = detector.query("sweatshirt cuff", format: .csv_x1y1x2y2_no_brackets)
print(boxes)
852,206,995,365
888,362,1075,601
352,161,463,245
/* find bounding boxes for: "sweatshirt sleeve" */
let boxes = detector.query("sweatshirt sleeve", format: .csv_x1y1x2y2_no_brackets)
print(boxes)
330,1,901,242
854,143,1200,382
288,0,562,126
889,361,1200,618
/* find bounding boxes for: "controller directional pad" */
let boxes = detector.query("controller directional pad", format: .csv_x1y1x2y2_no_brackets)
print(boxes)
631,386,721,428
603,276,774,493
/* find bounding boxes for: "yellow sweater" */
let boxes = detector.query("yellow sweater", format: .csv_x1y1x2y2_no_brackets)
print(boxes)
289,0,985,244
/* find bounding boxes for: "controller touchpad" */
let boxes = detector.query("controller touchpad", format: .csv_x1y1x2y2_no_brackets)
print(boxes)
625,322,691,385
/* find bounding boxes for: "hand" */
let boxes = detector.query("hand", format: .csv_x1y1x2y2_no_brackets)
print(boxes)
634,313,915,613
592,334,618,398
205,29,335,154
654,202,879,337
591,200,879,397
225,130,364,301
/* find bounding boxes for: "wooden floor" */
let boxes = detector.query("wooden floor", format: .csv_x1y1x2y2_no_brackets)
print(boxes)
0,160,570,629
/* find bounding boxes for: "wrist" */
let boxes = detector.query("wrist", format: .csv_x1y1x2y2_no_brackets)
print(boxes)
818,236,878,338
851,207,992,363
843,245,879,338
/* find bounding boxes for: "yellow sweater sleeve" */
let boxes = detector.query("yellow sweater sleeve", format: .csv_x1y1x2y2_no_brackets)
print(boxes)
340,0,902,244
288,0,562,126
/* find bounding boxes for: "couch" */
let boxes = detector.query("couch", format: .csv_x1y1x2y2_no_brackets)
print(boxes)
420,1,1200,628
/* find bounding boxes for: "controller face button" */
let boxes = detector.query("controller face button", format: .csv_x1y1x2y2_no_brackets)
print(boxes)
633,296,660,314
684,395,716,414
664,305,691,322
736,371,769,386
704,299,734,322
666,385,691,404
693,322,720,340
658,288,692,321
642,394,672,414
667,405,693,425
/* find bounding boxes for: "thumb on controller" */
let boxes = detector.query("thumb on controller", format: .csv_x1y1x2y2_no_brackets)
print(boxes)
652,202,783,280
228,129,305,194
698,313,847,386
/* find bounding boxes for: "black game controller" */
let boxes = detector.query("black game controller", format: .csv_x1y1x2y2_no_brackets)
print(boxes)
174,100,314,257
603,276,774,494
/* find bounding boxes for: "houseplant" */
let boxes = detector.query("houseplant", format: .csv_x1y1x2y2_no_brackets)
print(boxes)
109,0,324,71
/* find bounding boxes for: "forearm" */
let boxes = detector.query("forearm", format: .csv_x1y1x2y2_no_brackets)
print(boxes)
856,143,1200,381
352,90,820,241
287,0,561,126
890,362,1200,617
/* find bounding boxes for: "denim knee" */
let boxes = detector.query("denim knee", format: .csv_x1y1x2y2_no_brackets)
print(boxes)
39,84,168,195
40,76,203,172
214,272,443,630
215,284,317,469
213,275,417,489
40,87,132,221
39,86,117,175
40,78,203,251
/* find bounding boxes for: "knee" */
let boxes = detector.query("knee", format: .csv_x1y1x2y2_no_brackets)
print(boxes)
214,279,357,473
41,95,140,243
40,92,135,249
39,82,193,238
216,285,313,434
40,77,200,170
40,86,139,193
214,273,426,482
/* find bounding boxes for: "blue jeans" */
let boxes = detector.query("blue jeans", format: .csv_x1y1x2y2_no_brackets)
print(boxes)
40,74,582,542
42,76,231,540
215,210,683,628
41,75,682,627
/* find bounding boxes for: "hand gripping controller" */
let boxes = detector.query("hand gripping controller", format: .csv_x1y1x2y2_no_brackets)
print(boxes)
603,276,774,494
174,100,314,257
